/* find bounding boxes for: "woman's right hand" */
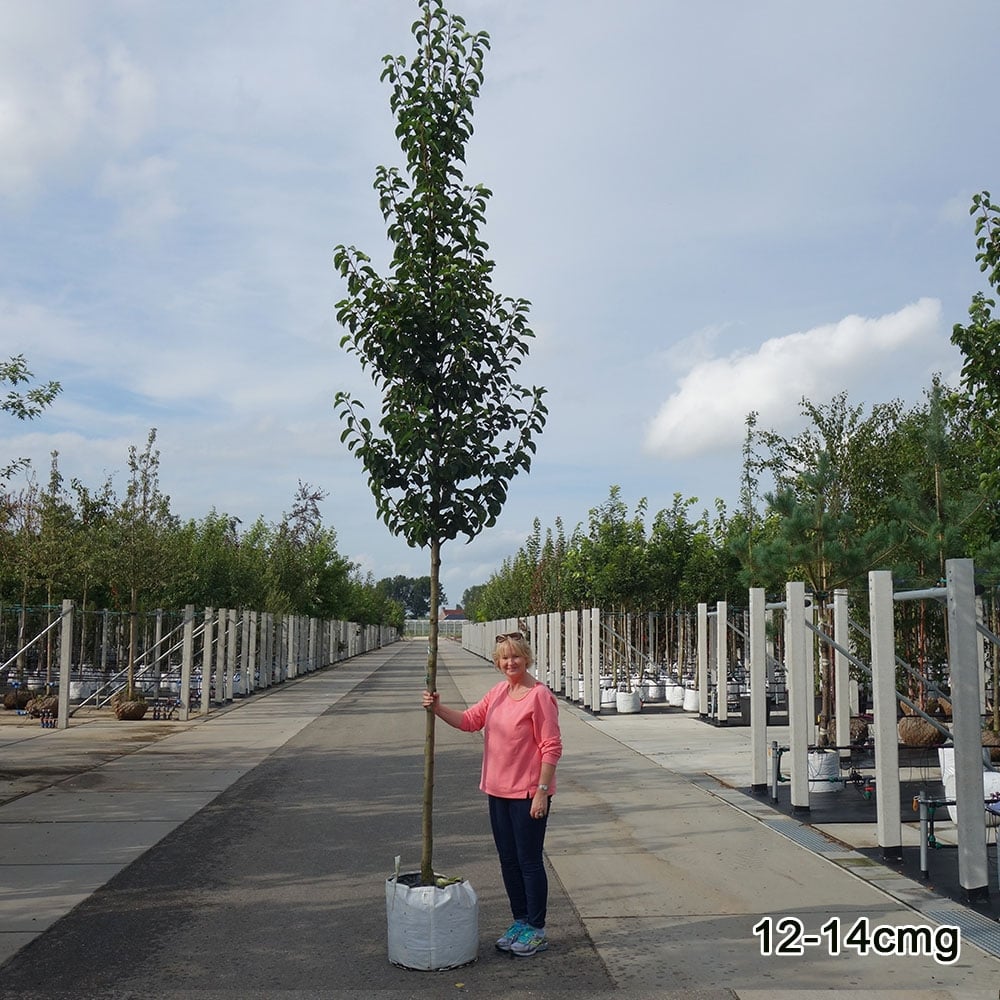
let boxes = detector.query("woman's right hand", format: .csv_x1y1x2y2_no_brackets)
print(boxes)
422,690,439,711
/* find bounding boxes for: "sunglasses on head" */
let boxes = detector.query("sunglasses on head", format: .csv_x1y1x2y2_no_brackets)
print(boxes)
495,631,524,644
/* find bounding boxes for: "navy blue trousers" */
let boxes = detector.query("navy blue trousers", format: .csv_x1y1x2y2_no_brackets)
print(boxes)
488,794,550,929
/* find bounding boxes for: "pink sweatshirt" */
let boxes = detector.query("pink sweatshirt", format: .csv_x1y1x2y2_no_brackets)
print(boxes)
460,680,563,799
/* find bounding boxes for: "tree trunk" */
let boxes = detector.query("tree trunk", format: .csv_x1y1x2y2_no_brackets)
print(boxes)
420,536,442,885
127,586,139,700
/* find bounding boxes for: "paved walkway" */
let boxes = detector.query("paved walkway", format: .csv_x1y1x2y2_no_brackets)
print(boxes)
0,639,998,997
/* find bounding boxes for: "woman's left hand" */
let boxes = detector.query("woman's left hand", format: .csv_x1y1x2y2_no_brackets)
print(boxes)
530,790,549,820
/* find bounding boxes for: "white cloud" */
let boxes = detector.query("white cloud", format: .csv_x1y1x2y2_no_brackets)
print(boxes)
0,10,154,200
644,298,944,459
99,155,178,237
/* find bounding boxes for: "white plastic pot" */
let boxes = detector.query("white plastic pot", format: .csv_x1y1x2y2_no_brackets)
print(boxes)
807,751,841,794
682,687,700,712
642,681,665,703
386,873,478,970
616,690,643,714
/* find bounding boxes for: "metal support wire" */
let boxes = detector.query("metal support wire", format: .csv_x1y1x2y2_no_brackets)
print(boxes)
813,617,953,743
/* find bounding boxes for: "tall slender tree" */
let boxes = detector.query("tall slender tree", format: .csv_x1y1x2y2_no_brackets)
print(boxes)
333,0,546,885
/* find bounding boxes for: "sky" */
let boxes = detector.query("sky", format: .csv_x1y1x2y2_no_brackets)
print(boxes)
2,0,998,609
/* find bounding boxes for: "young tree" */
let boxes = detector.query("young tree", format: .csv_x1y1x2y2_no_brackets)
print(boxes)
107,429,179,701
333,0,546,885
748,396,897,744
951,190,1000,497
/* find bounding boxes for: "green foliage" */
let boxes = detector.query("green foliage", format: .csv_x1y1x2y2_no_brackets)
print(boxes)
333,0,546,886
475,487,742,618
1,355,61,481
333,0,546,552
951,190,1000,497
0,439,397,629
376,574,441,618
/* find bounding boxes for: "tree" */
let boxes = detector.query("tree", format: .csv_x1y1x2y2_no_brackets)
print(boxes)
376,574,441,618
333,0,546,885
747,396,896,744
107,429,180,700
1,355,61,481
951,190,1000,497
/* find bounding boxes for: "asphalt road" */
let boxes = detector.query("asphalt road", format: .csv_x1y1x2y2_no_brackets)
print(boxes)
0,643,614,998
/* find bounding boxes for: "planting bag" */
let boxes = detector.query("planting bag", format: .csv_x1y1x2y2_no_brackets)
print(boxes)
385,873,478,970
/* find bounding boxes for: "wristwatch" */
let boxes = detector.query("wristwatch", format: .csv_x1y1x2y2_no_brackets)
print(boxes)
538,783,550,792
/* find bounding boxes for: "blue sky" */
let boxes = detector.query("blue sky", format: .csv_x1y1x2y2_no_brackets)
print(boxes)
2,0,998,607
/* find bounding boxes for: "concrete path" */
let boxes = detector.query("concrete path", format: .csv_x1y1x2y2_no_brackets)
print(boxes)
0,638,998,997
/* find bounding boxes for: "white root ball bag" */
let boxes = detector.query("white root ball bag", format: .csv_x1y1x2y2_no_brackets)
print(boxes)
386,872,479,971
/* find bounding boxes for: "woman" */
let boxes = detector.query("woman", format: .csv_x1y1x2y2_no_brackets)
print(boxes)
422,631,562,958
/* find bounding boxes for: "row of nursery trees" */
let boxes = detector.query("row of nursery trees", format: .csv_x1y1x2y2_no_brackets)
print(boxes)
465,192,1000,744
0,426,409,632
467,380,1000,622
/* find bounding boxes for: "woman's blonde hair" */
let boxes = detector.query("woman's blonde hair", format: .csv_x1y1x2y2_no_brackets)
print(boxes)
492,632,534,670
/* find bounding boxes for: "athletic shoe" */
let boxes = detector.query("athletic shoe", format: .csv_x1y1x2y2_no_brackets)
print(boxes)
510,924,548,956
495,920,525,951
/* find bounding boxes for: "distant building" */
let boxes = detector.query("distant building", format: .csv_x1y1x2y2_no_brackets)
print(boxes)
404,607,467,638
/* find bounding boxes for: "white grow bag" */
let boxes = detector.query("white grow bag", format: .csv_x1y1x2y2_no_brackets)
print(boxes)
386,872,479,970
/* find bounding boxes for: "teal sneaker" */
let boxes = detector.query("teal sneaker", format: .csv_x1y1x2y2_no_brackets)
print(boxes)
495,920,525,952
510,924,548,956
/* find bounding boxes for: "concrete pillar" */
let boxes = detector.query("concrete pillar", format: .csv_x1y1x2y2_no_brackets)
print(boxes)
287,616,297,678
548,611,561,693
834,589,851,753
785,582,810,814
697,603,708,716
869,570,901,859
245,611,260,694
240,610,252,694
57,600,73,730
179,604,194,721
201,608,214,716
749,588,767,791
214,609,227,704
584,608,601,715
226,608,237,699
946,558,989,898
716,601,728,724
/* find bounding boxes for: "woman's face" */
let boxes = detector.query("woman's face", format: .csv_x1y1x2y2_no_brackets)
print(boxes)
496,643,529,683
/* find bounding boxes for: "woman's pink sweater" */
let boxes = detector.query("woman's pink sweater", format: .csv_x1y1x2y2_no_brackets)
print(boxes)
460,680,563,798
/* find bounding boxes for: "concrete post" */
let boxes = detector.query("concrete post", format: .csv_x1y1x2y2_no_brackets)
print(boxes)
240,610,251,693
534,614,548,686
785,581,810,814
834,589,851,753
946,558,989,898
869,570,901,860
716,601,728,724
247,611,258,694
697,603,708,716
226,608,237,699
749,588,767,791
179,604,194,721
548,611,561,693
57,600,73,730
214,609,227,704
565,610,578,702
287,616,297,679
201,608,213,716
